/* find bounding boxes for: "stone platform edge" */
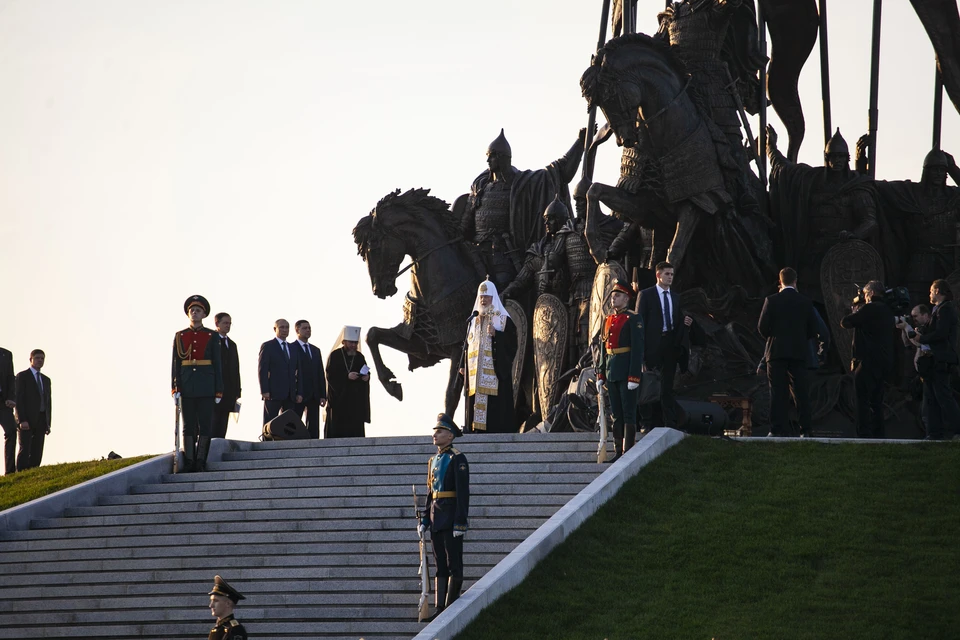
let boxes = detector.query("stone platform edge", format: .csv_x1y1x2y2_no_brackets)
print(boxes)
414,427,687,640
0,438,253,532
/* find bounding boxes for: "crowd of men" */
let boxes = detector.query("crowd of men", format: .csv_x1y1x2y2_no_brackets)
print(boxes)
0,347,52,474
171,294,372,473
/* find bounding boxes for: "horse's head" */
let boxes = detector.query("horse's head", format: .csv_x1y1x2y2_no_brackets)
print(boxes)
353,188,455,299
580,34,686,148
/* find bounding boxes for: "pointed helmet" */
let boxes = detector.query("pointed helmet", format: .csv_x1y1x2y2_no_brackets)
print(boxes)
824,128,849,157
923,148,948,169
543,193,571,221
486,128,512,158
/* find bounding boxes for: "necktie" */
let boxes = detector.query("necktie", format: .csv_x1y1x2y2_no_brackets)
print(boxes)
222,337,228,351
282,343,289,360
303,344,311,360
36,373,45,412
663,291,673,331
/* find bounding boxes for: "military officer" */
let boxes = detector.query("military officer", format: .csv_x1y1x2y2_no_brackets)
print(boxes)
597,281,645,461
208,575,248,639
419,413,470,621
171,295,223,473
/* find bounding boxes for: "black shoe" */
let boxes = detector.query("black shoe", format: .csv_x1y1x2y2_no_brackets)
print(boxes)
606,452,622,464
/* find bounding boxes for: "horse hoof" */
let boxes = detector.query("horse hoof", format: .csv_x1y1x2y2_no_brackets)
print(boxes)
386,382,403,401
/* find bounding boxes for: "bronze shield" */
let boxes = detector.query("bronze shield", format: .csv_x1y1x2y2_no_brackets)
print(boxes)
820,239,884,368
589,261,629,346
533,293,569,416
505,298,528,408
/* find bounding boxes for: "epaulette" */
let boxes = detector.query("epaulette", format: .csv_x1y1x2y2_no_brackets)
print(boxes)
451,448,461,455
230,619,239,627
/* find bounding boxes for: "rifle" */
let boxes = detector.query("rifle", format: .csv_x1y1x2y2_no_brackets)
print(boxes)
413,485,431,622
596,380,609,464
173,396,181,474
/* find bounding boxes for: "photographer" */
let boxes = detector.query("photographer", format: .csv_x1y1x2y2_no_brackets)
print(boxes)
911,280,960,440
840,280,896,438
896,305,932,373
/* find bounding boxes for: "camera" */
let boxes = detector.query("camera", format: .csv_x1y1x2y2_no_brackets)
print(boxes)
853,284,911,315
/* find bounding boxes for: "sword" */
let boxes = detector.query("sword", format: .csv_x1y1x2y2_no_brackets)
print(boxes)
173,396,181,474
413,485,431,622
596,379,609,463
723,67,760,171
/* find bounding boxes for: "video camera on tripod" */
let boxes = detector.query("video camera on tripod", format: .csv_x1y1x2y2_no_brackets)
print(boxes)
852,283,911,316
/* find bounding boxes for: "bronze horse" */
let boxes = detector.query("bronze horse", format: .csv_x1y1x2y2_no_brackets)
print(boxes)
353,188,485,417
580,33,773,294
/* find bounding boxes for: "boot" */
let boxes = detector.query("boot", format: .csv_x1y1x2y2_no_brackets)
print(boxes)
608,421,624,463
624,423,637,453
424,577,448,621
446,578,463,607
195,437,211,472
181,435,197,473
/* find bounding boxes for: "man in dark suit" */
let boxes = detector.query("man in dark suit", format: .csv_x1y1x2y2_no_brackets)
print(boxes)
636,261,693,430
258,319,302,425
293,320,327,439
0,347,16,474
758,268,818,437
212,312,241,439
840,280,896,438
911,279,960,440
15,349,52,471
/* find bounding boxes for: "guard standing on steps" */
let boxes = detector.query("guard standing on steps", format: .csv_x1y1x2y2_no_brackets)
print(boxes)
597,281,644,462
171,295,223,473
208,575,248,639
419,413,470,621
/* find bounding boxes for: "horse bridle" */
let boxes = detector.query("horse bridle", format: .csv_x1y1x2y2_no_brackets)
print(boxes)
370,217,463,279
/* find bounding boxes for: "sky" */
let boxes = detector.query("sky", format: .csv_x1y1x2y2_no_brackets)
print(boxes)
0,0,957,465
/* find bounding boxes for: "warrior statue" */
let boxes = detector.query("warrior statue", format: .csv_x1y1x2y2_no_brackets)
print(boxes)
501,196,572,304
461,128,586,292
870,149,960,304
767,124,881,304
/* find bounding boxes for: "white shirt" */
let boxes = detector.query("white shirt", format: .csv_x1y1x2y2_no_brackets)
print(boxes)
276,338,289,358
656,284,673,332
297,339,311,358
219,333,229,348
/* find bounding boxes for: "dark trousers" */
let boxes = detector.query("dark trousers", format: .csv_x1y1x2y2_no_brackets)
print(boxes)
640,333,679,429
16,412,47,471
181,397,215,438
262,398,293,425
607,381,640,439
0,407,17,474
921,367,960,438
853,362,885,438
212,396,237,439
767,358,811,436
430,528,464,580
295,398,322,439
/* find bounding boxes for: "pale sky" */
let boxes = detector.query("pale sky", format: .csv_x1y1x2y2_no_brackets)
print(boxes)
0,0,956,465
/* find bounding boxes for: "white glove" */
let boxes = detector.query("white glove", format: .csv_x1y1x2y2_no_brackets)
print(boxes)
173,391,181,403
418,524,426,538
627,381,639,391
215,398,221,404
453,530,464,538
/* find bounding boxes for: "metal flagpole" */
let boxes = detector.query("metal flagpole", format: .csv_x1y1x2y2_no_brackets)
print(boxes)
933,66,944,150
819,0,832,148
581,0,611,182
757,1,768,186
866,0,883,178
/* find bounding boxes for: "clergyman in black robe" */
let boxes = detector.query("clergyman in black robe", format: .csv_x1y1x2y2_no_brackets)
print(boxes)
324,326,371,438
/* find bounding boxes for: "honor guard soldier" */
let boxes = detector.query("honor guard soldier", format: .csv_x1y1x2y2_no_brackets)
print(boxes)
171,295,223,473
597,281,645,461
419,414,470,620
208,575,248,639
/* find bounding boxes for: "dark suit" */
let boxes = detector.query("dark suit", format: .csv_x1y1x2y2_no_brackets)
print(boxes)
0,349,16,474
293,341,326,439
14,368,51,471
916,300,960,438
212,335,241,439
258,338,302,425
758,287,817,436
637,285,682,428
841,301,895,437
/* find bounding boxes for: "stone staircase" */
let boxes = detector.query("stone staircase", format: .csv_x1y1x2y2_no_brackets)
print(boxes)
0,432,613,639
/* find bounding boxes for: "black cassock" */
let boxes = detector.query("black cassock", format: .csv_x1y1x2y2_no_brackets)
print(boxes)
465,317,518,433
324,347,371,438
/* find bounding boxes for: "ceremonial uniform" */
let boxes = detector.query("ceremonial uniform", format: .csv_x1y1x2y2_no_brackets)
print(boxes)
172,295,223,472
207,575,247,640
597,285,645,457
421,414,470,618
209,614,247,640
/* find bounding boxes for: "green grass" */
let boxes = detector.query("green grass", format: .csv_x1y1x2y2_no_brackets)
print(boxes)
457,439,960,640
0,455,155,512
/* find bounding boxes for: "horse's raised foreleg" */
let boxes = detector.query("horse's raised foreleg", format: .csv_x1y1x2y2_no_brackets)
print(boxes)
666,202,703,268
364,326,406,401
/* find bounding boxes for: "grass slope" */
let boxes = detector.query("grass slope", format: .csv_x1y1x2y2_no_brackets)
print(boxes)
0,456,154,512
457,438,960,640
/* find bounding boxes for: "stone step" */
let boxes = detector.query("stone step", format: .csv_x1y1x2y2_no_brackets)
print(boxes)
30,505,561,528
0,540,519,564
4,619,424,639
0,605,425,624
0,516,544,541
0,528,527,552
248,432,601,450
112,482,586,503
133,472,602,493
207,450,599,470
225,440,607,460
